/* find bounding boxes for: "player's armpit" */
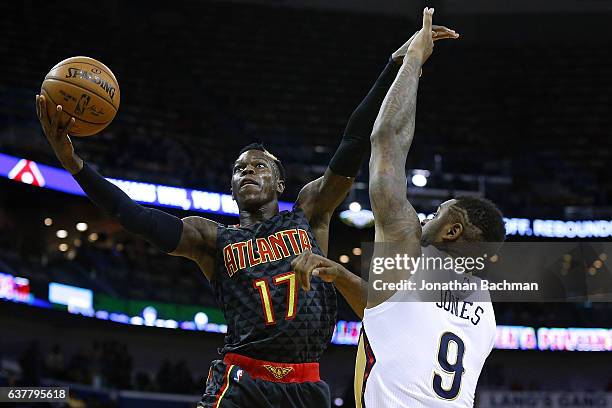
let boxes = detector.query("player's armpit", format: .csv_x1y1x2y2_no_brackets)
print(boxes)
171,216,218,280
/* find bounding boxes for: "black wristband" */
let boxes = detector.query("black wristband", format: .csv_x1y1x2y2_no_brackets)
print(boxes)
74,163,183,253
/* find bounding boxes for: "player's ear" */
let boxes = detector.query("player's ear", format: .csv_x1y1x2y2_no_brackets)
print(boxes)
443,222,463,241
276,179,285,195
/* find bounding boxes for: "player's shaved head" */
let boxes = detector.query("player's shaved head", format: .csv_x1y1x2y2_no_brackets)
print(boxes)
231,143,286,210
237,142,285,182
450,196,505,242
421,197,505,245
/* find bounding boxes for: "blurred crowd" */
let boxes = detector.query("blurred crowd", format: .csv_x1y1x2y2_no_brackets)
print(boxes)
5,339,612,399
11,340,200,395
1,1,611,406
1,1,611,218
1,194,612,327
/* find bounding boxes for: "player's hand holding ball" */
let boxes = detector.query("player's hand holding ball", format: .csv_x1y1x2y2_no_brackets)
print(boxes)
36,95,83,174
36,56,120,174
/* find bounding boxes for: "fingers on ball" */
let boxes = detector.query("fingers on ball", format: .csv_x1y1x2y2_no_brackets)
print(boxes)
65,117,76,135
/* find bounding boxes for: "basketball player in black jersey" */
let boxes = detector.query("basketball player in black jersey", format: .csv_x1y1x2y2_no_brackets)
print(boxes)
35,25,457,408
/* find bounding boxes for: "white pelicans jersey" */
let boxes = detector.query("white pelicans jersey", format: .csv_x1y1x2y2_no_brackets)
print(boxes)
355,249,496,408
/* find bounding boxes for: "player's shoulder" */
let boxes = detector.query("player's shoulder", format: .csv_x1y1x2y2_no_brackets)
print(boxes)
182,215,221,229
180,216,220,249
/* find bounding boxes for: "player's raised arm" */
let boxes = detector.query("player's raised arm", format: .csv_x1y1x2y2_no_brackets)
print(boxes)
368,8,455,304
296,24,459,234
293,20,458,312
370,8,437,243
35,95,218,279
294,30,443,223
295,59,401,227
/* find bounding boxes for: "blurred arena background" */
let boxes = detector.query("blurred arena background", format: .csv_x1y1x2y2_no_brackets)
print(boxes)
1,0,612,406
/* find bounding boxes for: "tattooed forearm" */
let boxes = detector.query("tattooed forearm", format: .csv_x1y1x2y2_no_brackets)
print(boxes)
371,55,422,149
368,52,423,243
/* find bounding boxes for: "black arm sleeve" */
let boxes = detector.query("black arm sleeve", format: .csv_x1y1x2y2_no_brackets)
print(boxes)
329,57,401,177
73,163,183,253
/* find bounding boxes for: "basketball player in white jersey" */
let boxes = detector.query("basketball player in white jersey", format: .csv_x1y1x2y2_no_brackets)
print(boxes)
291,7,506,407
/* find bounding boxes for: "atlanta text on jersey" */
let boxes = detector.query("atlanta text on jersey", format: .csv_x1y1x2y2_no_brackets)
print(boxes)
222,228,313,277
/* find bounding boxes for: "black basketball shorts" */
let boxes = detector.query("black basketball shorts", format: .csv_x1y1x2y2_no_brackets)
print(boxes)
198,353,330,408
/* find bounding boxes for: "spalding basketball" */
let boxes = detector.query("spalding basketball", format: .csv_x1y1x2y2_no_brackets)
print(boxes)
41,56,120,137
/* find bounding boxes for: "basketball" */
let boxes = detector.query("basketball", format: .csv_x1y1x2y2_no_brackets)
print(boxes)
41,56,120,137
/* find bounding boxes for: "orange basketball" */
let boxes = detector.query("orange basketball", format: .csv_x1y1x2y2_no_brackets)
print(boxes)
41,56,120,137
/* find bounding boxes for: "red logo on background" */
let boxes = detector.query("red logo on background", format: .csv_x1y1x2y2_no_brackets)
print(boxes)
8,159,46,187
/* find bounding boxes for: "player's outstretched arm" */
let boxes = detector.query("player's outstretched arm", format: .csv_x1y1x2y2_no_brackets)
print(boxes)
370,8,439,243
368,8,450,305
369,16,458,245
296,25,459,242
36,95,218,280
295,57,403,231
291,250,367,318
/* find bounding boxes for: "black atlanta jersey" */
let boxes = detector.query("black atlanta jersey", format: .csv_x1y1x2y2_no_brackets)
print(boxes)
212,207,337,363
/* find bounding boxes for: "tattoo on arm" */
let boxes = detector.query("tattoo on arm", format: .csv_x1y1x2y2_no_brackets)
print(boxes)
372,56,421,150
369,56,423,243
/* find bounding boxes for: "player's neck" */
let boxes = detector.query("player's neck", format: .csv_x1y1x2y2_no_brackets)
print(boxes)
238,201,280,227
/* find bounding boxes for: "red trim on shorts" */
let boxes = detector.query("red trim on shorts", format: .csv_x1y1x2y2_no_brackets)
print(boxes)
223,353,320,383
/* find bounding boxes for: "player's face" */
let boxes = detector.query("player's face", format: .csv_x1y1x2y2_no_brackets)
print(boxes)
231,150,283,209
420,199,462,246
